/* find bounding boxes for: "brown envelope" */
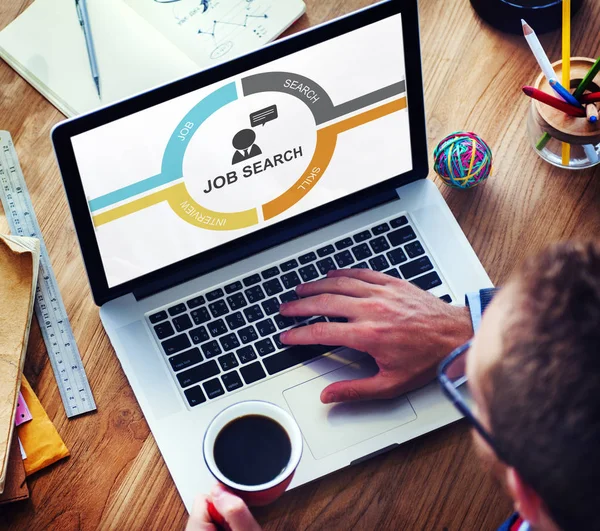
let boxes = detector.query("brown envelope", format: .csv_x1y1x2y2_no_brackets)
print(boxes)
0,235,39,493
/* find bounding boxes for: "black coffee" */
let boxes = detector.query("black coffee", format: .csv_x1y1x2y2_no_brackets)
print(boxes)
213,414,292,486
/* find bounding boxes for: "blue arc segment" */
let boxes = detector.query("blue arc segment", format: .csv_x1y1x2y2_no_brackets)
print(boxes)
88,82,238,213
88,172,167,212
161,82,238,180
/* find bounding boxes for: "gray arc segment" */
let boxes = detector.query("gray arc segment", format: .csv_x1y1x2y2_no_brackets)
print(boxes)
242,72,334,125
331,81,406,121
241,71,406,125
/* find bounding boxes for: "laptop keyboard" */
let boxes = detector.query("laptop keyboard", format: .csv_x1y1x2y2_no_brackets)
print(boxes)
146,213,453,409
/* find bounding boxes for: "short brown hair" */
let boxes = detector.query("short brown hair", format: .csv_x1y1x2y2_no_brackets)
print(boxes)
487,241,600,531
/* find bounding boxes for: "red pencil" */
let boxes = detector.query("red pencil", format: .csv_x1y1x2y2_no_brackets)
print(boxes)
522,86,586,117
580,92,600,104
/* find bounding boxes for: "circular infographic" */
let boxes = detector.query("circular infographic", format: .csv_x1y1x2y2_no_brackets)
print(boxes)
182,91,317,215
88,71,407,231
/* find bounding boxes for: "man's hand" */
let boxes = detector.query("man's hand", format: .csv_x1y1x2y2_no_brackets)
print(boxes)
186,485,262,531
279,269,473,404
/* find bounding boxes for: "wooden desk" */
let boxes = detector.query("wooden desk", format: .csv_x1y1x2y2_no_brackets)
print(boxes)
1,0,599,528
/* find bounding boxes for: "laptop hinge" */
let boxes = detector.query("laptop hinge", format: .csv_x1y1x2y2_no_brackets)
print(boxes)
133,188,399,301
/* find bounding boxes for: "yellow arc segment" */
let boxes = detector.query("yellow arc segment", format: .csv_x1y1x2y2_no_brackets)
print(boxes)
93,188,173,227
166,183,258,230
93,183,258,230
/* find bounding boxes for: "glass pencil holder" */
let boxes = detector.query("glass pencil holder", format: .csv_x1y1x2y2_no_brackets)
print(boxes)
527,57,600,170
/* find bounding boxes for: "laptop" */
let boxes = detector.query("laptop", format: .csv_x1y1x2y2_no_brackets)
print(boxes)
52,0,492,511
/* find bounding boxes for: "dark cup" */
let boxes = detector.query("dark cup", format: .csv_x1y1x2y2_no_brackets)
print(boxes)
203,401,303,507
470,0,584,34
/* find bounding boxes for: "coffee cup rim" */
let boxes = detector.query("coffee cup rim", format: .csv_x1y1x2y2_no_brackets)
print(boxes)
203,400,303,492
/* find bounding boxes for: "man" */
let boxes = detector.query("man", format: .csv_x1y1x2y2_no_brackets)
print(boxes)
187,241,600,531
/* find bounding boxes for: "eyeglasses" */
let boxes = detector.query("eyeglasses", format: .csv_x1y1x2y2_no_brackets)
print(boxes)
437,340,504,459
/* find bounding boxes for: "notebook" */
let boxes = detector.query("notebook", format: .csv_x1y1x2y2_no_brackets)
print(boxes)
0,235,40,494
0,0,305,117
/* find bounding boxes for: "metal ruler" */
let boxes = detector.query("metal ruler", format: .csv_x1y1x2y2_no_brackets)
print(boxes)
0,131,96,418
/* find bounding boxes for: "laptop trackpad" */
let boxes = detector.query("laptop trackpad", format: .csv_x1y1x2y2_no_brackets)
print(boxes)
283,357,417,460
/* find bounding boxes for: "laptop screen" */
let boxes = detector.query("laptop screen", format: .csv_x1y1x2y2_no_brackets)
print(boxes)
71,12,411,288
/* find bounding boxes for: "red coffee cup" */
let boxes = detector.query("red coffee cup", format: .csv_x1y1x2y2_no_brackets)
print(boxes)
203,400,303,507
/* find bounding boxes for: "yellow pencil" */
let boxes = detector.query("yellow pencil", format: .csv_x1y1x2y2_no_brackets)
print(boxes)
562,0,571,166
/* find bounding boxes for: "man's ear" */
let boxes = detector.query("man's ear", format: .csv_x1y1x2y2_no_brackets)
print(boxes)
505,467,543,525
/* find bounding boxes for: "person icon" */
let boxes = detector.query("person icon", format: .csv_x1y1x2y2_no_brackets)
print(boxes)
232,129,262,165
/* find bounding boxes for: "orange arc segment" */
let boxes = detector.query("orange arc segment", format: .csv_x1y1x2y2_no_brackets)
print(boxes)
323,97,407,136
262,130,337,221
262,97,407,221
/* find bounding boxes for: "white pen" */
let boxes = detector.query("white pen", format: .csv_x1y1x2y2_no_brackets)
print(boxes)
75,0,101,98
522,19,557,84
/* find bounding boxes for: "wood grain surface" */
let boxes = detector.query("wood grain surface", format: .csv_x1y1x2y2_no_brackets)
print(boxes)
1,0,599,529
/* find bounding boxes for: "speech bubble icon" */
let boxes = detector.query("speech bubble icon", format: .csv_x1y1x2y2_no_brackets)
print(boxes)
250,105,279,127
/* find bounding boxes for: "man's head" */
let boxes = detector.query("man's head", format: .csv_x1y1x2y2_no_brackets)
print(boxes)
467,241,600,531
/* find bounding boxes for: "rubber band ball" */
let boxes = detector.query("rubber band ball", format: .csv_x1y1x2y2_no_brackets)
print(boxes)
433,132,493,189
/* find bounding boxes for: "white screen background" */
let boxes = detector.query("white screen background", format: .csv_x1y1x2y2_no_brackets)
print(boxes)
71,14,412,287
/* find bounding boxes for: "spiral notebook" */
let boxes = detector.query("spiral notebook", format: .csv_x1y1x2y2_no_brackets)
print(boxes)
0,0,305,117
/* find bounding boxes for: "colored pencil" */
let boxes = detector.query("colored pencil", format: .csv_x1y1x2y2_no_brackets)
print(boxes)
581,92,600,104
584,144,599,164
549,79,581,108
523,86,586,116
586,103,599,123
521,20,557,84
536,134,551,151
561,0,571,166
573,57,600,100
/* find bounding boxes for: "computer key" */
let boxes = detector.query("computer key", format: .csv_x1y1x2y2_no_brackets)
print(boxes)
388,226,416,247
154,321,174,340
400,257,433,280
264,278,284,296
240,362,266,384
162,334,191,356
222,371,243,392
149,310,168,324
177,360,220,388
411,272,442,291
203,378,225,399
170,348,203,372
236,346,257,364
189,326,210,345
184,386,206,407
